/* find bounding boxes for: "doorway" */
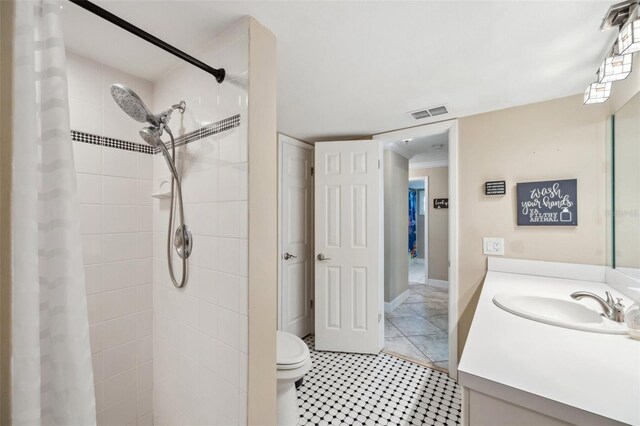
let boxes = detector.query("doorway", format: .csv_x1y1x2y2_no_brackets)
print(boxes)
278,137,386,354
374,120,457,378
408,177,428,285
277,123,459,378
278,134,314,338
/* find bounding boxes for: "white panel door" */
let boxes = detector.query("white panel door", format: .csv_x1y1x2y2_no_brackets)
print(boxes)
314,140,383,354
280,137,314,337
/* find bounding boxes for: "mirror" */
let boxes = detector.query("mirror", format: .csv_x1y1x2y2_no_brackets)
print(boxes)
612,91,640,280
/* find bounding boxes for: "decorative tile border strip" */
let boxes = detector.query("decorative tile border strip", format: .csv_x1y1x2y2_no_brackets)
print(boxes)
71,130,153,154
71,114,241,155
103,135,155,154
169,114,241,151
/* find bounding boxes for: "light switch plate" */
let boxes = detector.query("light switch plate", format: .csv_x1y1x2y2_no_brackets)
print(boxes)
483,237,505,256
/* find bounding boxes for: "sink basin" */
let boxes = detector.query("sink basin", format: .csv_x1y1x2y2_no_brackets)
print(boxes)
493,293,628,335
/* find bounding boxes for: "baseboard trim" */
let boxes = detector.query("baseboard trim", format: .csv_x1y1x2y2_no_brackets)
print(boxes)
427,279,449,289
384,289,411,313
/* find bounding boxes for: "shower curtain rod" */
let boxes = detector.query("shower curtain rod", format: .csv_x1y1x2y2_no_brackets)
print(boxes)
67,0,226,83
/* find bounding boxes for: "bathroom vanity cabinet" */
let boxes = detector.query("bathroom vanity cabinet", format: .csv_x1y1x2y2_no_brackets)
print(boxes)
458,258,638,426
464,388,575,426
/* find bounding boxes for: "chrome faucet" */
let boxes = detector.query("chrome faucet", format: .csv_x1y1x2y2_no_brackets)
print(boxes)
570,291,625,323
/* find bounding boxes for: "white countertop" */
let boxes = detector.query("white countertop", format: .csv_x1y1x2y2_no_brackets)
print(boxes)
458,261,640,425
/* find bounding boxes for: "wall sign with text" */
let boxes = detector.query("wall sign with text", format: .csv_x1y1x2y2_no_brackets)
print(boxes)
517,179,577,226
433,198,449,209
485,180,506,195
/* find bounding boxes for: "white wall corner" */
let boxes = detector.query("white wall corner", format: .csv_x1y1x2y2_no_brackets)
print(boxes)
383,141,412,160
384,288,411,313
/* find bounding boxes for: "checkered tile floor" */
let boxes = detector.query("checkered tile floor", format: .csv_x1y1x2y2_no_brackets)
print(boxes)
297,335,462,426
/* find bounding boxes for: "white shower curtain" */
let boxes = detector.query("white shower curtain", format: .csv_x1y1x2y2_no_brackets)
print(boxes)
11,0,96,424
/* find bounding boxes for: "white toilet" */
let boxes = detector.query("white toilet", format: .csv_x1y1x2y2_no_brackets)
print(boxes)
277,331,312,426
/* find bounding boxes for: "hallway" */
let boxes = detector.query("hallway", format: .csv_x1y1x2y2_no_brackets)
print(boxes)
384,283,449,371
409,258,426,284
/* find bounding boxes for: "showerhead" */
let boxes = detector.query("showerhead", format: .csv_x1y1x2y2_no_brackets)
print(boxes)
139,126,162,148
110,83,154,124
112,83,185,181
141,126,180,181
111,83,186,127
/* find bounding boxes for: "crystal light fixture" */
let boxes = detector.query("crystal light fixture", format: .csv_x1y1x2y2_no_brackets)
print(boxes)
583,82,612,104
598,53,633,82
619,13,640,54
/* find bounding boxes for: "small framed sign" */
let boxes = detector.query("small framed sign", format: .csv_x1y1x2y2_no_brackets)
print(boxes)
433,198,448,209
485,180,506,195
517,179,577,226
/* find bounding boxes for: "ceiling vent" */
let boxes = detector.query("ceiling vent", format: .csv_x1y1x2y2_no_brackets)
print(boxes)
428,106,448,116
407,105,448,120
410,109,431,120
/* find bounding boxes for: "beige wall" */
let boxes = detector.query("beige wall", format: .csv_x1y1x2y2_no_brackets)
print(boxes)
0,1,13,423
457,95,610,357
410,166,449,281
384,150,409,302
247,18,278,426
609,54,640,114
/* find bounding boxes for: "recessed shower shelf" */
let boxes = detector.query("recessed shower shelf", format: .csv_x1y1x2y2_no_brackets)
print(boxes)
151,192,171,199
151,181,171,199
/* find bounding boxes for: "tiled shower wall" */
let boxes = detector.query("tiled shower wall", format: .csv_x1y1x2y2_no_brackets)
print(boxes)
68,51,155,425
151,18,250,426
69,16,250,425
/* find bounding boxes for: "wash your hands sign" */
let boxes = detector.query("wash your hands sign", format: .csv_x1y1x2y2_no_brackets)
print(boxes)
517,179,577,226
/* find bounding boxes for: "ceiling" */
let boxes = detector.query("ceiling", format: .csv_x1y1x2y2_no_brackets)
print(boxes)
404,133,449,164
61,1,617,142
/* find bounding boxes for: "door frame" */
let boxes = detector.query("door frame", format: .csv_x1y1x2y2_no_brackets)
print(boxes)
373,119,459,380
277,133,314,332
409,176,429,283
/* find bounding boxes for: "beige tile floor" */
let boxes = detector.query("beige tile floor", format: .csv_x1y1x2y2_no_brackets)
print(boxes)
384,283,449,371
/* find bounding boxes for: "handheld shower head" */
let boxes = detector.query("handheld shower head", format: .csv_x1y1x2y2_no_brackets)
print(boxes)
111,83,155,124
140,126,180,181
139,126,162,148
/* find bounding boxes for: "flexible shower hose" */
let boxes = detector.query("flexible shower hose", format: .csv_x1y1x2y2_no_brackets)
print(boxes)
165,126,188,288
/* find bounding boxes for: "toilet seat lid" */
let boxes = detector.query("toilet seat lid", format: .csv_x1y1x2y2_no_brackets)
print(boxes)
277,331,309,368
